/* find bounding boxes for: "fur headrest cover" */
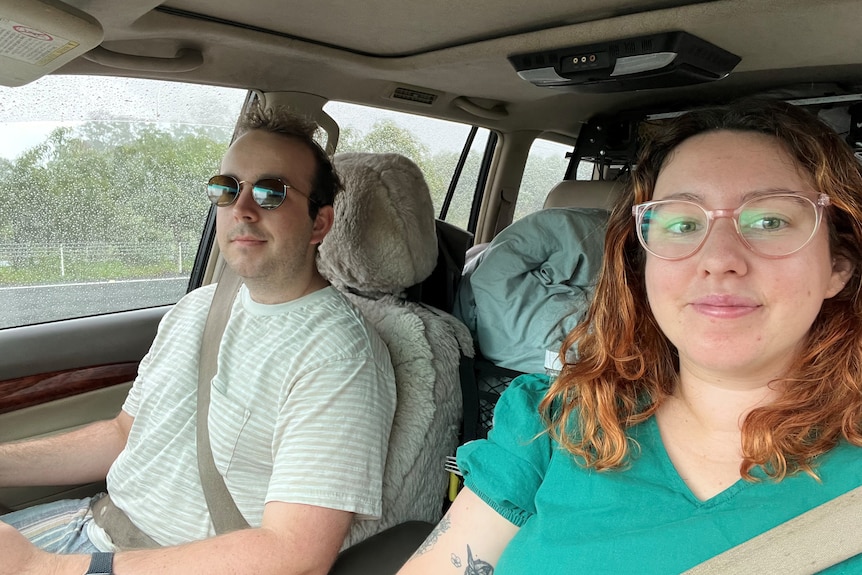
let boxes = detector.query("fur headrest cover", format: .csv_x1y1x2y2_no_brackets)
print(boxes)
318,152,439,294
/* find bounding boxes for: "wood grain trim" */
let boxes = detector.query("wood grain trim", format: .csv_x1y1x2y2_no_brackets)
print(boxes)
0,363,139,415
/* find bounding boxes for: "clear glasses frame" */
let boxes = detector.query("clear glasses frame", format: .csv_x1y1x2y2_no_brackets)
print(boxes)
631,192,831,260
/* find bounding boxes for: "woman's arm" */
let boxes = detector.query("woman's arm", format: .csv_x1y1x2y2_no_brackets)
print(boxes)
397,487,520,574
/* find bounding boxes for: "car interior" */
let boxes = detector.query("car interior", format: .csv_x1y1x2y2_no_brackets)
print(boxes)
1,0,862,572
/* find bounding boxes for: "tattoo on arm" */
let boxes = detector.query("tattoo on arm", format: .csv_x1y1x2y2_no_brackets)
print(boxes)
407,516,496,574
464,545,494,575
408,514,451,560
462,545,494,575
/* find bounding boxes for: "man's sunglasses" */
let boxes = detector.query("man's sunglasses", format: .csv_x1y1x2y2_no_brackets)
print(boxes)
206,175,312,210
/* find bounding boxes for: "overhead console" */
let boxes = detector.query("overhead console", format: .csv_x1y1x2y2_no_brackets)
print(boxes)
508,31,740,93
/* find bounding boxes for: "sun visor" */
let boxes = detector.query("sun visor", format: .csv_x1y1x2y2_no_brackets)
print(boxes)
509,31,740,93
0,0,103,87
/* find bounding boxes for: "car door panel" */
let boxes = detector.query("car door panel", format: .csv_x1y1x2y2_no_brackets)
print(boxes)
0,307,167,512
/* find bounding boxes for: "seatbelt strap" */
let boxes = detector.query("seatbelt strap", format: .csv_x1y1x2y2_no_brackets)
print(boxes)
196,265,250,534
91,265,248,547
91,494,159,549
683,484,862,574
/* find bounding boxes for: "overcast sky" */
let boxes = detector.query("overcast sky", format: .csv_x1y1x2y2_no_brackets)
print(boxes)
0,75,568,160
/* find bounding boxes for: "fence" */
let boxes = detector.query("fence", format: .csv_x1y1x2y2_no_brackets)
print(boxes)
0,242,195,280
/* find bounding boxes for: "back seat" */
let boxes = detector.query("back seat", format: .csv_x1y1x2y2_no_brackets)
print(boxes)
456,179,623,440
542,178,623,209
466,179,624,270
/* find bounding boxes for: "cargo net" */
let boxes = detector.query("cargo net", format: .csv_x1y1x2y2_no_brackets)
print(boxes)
473,358,525,439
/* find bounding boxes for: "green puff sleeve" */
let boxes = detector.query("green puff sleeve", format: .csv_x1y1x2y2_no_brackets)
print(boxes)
456,373,554,527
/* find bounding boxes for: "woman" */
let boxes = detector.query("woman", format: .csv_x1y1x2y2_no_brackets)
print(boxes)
397,99,862,574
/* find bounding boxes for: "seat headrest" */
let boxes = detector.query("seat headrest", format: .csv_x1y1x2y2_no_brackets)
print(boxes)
318,152,439,295
543,179,624,210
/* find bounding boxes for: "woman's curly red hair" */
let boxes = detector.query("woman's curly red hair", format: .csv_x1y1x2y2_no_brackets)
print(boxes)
540,99,862,479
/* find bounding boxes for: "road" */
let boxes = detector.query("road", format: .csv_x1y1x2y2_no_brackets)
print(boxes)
0,277,189,329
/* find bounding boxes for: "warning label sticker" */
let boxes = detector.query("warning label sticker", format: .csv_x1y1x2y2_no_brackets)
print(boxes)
0,19,79,66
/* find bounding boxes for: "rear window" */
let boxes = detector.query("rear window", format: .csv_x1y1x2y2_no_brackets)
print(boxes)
325,101,491,229
513,138,572,221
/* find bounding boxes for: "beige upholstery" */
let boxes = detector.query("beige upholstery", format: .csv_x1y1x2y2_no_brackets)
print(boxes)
318,152,473,547
468,179,622,269
542,179,624,209
318,153,438,295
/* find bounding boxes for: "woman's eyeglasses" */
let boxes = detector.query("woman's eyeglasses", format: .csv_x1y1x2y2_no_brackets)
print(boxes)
206,175,312,210
632,192,830,260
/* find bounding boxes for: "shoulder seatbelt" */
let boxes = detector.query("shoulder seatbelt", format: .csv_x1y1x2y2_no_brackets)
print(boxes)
196,264,250,534
683,484,862,574
91,264,248,548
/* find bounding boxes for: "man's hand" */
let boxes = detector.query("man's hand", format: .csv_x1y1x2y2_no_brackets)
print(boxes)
0,520,40,573
0,520,87,575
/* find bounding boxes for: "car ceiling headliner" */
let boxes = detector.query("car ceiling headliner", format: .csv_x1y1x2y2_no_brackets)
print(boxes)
52,0,862,140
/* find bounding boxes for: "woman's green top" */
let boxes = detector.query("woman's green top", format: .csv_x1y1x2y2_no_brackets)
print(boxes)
457,373,862,574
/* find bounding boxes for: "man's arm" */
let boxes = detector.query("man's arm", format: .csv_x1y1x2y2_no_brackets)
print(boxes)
0,411,132,487
1,500,353,575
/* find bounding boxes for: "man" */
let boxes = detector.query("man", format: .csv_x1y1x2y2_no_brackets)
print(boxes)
0,105,397,575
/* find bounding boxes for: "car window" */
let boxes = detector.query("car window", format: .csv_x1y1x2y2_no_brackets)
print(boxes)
324,101,490,229
0,75,247,330
513,138,572,221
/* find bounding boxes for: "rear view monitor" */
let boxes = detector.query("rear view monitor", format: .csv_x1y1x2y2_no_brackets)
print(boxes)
508,31,741,93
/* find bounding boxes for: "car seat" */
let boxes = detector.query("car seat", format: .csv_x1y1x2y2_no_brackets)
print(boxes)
542,178,624,209
317,152,474,548
463,178,623,278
